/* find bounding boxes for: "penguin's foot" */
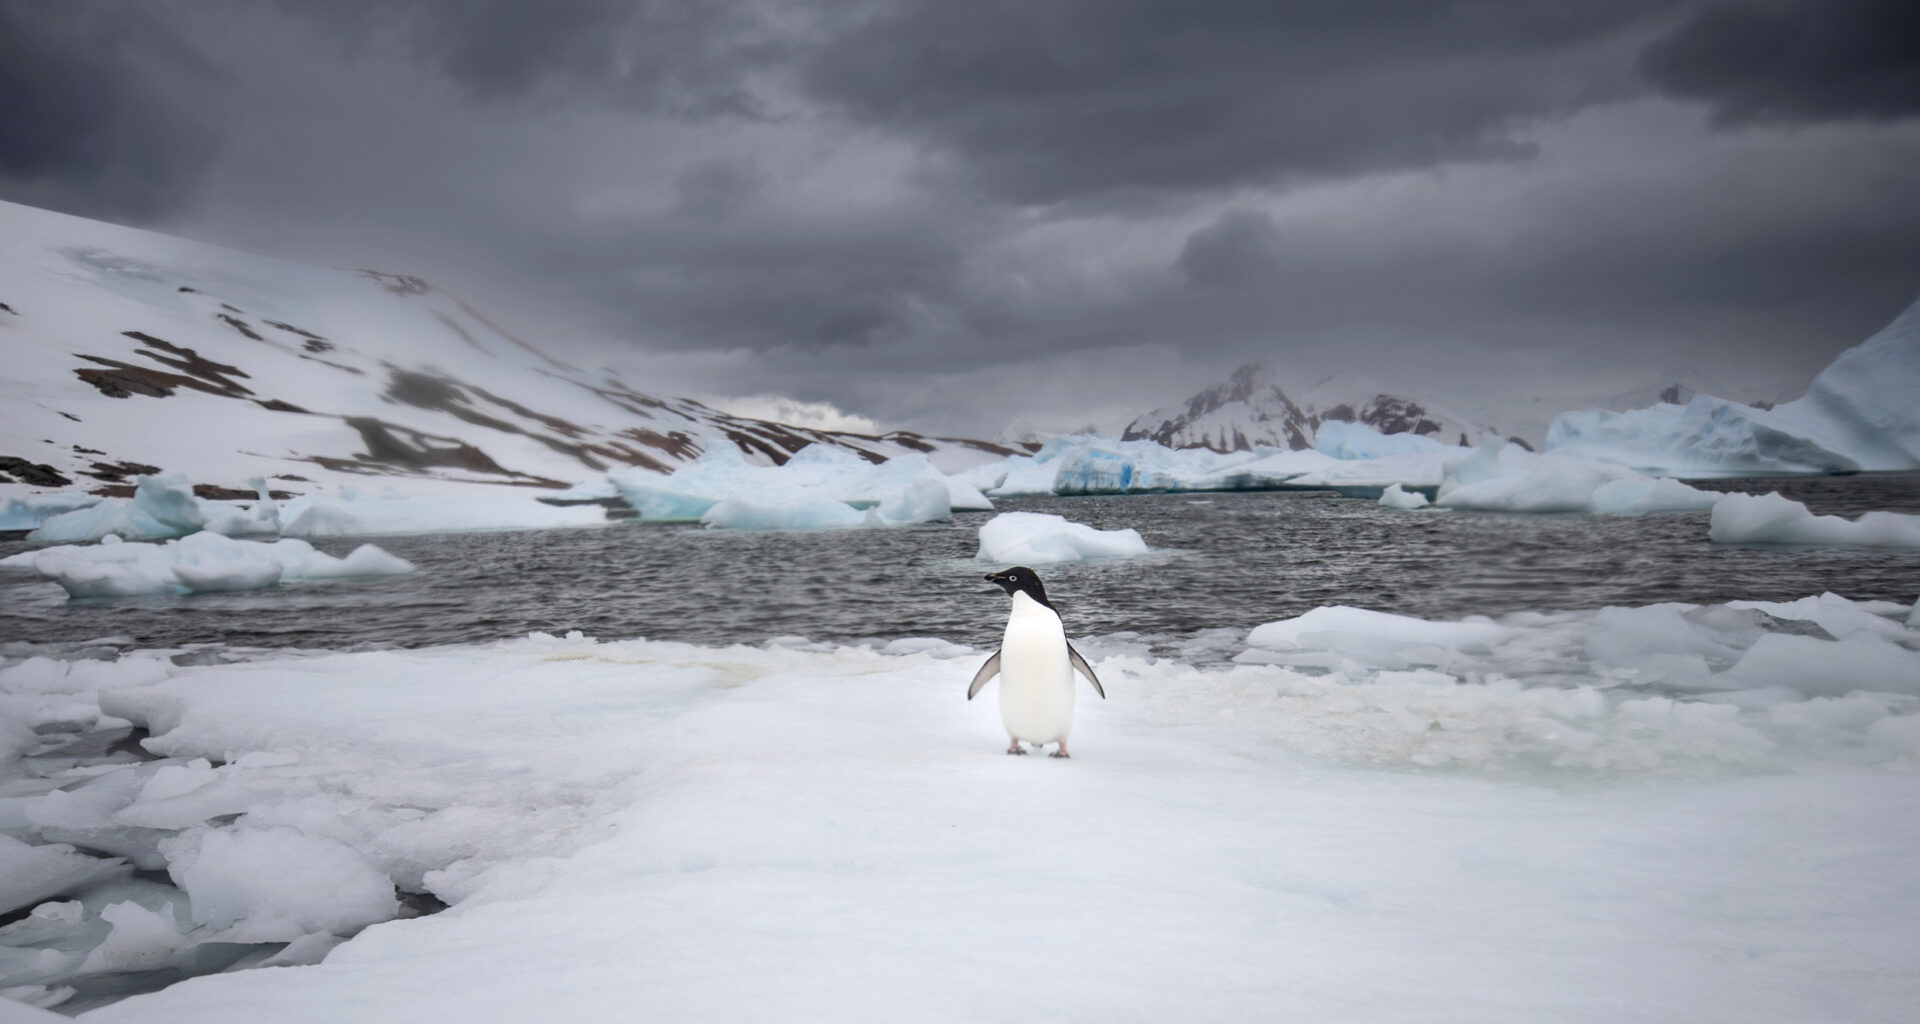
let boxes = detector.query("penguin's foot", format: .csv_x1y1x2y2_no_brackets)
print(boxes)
1006,739,1027,755
1049,743,1071,759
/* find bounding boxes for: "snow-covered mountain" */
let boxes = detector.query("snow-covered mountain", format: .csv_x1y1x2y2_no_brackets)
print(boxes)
0,200,1020,504
1121,361,1495,453
1546,293,1920,476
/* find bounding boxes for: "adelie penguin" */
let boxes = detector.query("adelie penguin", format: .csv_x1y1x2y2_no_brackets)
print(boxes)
970,566,1105,758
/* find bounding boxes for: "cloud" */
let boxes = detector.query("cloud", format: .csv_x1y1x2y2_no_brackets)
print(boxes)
0,0,221,220
273,0,780,117
1176,208,1284,289
801,0,1677,203
1639,0,1920,126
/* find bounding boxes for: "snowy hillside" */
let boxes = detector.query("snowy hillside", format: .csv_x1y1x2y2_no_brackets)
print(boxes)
1548,294,1920,476
1121,361,1496,453
0,201,1019,506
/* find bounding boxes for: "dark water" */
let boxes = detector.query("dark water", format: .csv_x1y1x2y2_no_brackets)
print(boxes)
4,473,1919,660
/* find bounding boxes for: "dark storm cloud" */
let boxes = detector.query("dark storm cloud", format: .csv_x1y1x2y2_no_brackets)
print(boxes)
275,0,779,117
561,208,975,353
1639,0,1920,125
0,0,220,219
1176,209,1284,290
801,0,1677,203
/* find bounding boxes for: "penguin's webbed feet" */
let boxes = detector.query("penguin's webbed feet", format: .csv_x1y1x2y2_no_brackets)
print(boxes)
1049,742,1071,759
1006,739,1027,755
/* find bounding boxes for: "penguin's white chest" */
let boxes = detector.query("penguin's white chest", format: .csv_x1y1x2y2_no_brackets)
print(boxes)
997,592,1075,743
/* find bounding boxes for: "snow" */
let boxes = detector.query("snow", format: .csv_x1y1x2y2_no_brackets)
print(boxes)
975,512,1150,564
0,605,1903,1022
1547,293,1920,475
1709,491,1920,547
1377,483,1431,509
0,532,412,598
611,445,978,529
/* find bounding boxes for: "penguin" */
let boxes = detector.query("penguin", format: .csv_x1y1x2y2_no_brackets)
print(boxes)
969,566,1105,757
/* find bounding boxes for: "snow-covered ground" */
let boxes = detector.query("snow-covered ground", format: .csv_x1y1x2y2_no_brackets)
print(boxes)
3,594,1919,1021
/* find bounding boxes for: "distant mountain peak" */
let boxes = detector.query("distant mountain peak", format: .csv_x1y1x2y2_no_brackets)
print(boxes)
1123,359,1490,453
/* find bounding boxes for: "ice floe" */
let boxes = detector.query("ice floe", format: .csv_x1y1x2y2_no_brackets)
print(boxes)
0,532,413,598
975,511,1149,563
1709,491,1920,548
0,606,1912,1020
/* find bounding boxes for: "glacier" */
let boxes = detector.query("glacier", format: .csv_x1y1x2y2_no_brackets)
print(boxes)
1548,293,1920,475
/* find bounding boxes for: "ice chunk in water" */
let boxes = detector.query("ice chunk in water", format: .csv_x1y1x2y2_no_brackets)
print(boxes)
975,511,1148,563
0,835,130,916
162,826,399,942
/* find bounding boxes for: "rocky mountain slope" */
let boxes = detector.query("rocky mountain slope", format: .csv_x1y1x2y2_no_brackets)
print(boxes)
0,200,1019,503
1121,361,1495,453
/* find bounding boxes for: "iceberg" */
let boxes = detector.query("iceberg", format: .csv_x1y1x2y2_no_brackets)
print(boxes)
276,492,606,537
1314,419,1454,460
1434,440,1718,514
1547,293,1920,475
965,435,1326,498
611,444,980,529
0,493,103,532
975,511,1148,563
0,531,414,598
1377,484,1431,510
1709,492,1920,548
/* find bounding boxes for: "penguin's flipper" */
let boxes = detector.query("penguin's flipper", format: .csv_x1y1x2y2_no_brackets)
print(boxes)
967,650,1001,700
1067,642,1106,699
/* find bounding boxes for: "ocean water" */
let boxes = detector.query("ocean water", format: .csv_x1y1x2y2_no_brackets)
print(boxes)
4,473,1918,659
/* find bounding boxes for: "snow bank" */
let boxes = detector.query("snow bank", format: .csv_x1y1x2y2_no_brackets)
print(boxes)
612,444,979,529
0,531,412,597
975,511,1149,563
15,613,1916,1024
1434,440,1719,514
1709,491,1920,547
1547,293,1920,475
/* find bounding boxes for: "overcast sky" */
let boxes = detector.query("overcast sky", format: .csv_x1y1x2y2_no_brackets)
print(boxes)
5,0,1918,438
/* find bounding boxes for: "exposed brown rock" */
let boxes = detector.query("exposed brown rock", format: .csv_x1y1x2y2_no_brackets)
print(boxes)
216,314,264,341
0,456,71,487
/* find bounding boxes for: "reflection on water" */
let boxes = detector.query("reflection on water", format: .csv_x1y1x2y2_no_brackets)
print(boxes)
3,473,1918,661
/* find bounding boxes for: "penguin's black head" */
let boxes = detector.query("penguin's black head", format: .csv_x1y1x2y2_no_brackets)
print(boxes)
985,566,1052,608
